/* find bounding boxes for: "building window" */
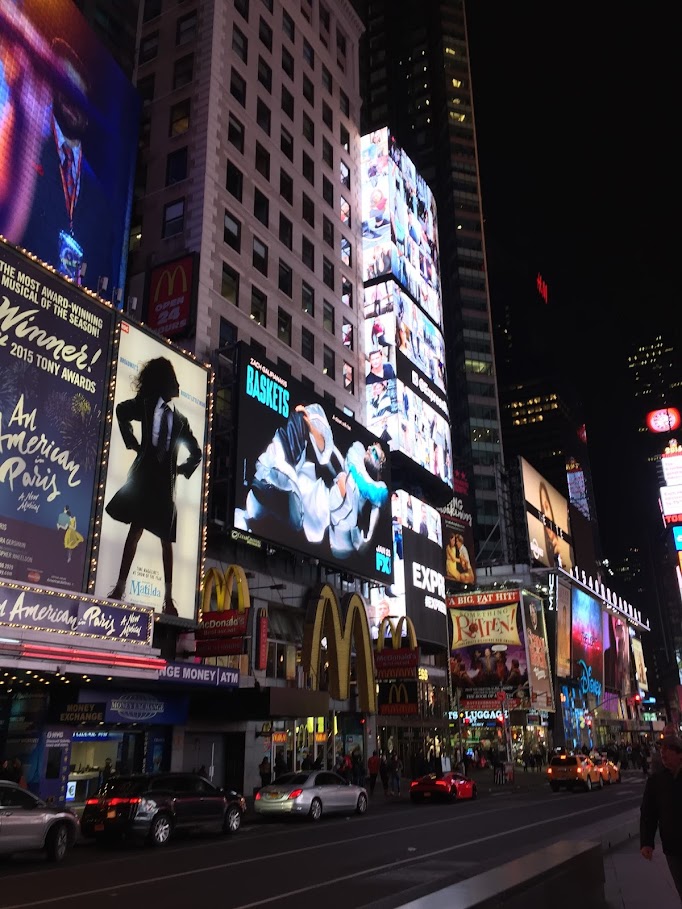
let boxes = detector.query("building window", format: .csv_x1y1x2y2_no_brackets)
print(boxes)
340,123,349,152
320,5,330,37
255,141,270,179
173,54,194,89
303,38,314,68
322,257,334,290
302,113,314,146
282,46,294,79
302,236,315,271
323,345,335,379
322,137,333,167
259,17,273,51
230,68,246,106
336,28,347,70
221,263,239,305
220,316,238,347
280,169,293,204
254,188,269,226
301,374,314,392
143,0,162,22
224,211,241,251
139,31,159,64
340,195,350,225
279,213,292,249
261,0,273,11
341,276,352,308
280,127,294,161
258,56,272,92
278,308,292,346
322,176,333,207
234,0,249,21
165,147,188,185
253,237,268,275
322,216,333,247
302,193,315,227
176,11,197,46
129,221,142,251
228,113,244,153
256,98,271,135
232,24,248,62
301,0,312,21
343,362,354,393
322,102,333,130
226,161,243,200
278,259,293,297
169,98,190,136
321,64,332,94
303,75,314,105
251,287,267,327
302,327,314,363
282,9,295,41
340,160,350,189
340,236,351,267
281,85,294,120
137,74,154,106
323,299,335,333
302,152,314,185
342,318,353,348
162,199,184,237
302,281,315,316
339,88,350,117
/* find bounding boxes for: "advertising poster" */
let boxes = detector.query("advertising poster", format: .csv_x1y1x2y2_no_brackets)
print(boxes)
571,587,603,701
0,241,113,590
0,0,139,294
448,590,530,708
233,345,393,585
631,637,649,693
520,592,555,710
556,581,572,677
603,611,632,695
520,458,573,570
145,255,197,340
368,490,445,646
93,321,210,621
443,467,476,585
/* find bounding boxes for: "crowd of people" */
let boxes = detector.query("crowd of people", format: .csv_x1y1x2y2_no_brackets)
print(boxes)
0,756,26,788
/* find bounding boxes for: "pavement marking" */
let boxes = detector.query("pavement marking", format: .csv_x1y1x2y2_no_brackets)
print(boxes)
0,795,641,909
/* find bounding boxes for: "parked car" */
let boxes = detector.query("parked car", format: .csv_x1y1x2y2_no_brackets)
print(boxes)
254,770,368,821
80,773,246,846
0,781,79,862
592,755,621,784
547,754,604,792
410,771,477,802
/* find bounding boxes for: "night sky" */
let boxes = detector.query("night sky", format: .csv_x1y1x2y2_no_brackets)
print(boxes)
465,3,677,558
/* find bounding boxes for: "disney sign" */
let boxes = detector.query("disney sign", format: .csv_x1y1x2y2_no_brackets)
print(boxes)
578,659,602,701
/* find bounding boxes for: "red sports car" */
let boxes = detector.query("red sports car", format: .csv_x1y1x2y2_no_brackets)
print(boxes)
409,772,477,802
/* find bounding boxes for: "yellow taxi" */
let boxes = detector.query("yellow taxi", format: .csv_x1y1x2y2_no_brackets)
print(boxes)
547,753,604,792
591,754,621,784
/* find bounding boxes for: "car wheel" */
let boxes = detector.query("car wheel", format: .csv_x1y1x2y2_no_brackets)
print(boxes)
584,777,592,792
46,823,70,862
471,785,478,800
449,788,458,803
550,782,560,792
356,793,368,815
223,805,242,834
149,813,173,846
308,798,322,822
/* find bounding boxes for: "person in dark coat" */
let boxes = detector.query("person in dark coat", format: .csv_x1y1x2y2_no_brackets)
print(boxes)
105,357,202,615
640,734,682,898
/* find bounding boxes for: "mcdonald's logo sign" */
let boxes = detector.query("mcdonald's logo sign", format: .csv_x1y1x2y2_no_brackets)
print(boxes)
147,255,195,338
377,680,419,716
376,616,418,650
374,616,419,680
302,584,377,714
198,565,250,638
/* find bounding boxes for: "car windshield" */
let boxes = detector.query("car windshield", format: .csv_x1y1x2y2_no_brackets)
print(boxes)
551,756,577,766
272,773,310,786
98,777,149,798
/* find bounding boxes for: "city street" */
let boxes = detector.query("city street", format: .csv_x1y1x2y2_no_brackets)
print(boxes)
0,774,645,909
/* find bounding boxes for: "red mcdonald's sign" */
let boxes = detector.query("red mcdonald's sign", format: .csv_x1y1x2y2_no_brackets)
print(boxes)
147,254,195,338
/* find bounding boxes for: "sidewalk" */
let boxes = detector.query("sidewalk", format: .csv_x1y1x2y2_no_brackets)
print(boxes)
604,837,681,907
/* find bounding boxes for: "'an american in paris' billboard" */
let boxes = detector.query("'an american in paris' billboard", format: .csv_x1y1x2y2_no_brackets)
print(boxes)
0,0,139,294
233,346,393,585
571,587,603,701
520,458,573,570
368,490,445,646
92,321,210,622
0,240,113,590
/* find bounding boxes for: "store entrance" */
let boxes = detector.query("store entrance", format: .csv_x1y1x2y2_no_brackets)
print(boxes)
66,730,144,805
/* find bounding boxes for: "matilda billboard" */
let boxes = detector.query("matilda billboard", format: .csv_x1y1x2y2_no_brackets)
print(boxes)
520,592,555,711
0,240,113,590
91,321,210,622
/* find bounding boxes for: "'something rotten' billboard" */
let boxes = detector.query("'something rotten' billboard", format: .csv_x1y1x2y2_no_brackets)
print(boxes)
0,240,113,590
233,346,393,585
448,590,530,709
0,0,139,295
92,321,210,621
571,587,603,701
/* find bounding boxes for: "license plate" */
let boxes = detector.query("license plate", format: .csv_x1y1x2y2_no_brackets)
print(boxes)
107,810,116,819
423,792,431,798
267,792,280,799
94,823,104,831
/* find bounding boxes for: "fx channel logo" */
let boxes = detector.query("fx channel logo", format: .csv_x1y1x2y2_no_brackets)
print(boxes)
375,545,392,575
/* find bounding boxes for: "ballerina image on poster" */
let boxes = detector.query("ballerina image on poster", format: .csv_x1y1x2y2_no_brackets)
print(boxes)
57,506,84,564
105,357,202,615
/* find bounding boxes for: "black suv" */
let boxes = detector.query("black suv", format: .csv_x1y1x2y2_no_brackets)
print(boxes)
81,773,246,846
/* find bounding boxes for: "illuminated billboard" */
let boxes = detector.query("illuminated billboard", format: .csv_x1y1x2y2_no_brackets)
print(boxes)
603,611,631,695
660,485,682,519
631,637,649,692
556,581,572,678
646,408,681,433
0,0,139,294
520,458,573,570
443,467,476,585
92,321,210,622
361,128,442,329
145,255,197,340
520,592,555,711
571,587,603,700
233,346,393,585
368,490,445,646
0,240,114,590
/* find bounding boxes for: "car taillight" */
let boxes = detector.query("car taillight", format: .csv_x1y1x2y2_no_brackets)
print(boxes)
410,781,418,789
85,798,100,806
547,768,553,775
576,767,582,774
287,788,303,800
107,797,142,807
255,791,261,801
436,780,448,788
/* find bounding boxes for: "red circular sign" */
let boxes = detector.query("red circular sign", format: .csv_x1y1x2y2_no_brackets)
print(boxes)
496,691,506,703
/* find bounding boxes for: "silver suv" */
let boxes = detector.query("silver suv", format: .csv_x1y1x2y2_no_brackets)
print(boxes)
0,781,79,862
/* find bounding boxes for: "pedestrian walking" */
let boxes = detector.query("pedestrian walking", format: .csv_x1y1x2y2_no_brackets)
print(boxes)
389,751,403,796
640,734,682,900
379,753,390,797
367,750,381,796
258,755,271,788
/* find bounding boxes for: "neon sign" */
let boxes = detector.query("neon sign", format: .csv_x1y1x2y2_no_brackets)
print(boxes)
578,659,602,701
536,272,548,304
